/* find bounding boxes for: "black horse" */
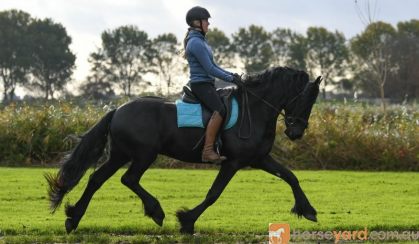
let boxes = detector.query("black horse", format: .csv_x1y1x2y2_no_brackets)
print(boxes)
46,66,321,234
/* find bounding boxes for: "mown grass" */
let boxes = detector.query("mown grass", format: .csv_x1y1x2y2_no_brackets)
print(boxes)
0,167,418,243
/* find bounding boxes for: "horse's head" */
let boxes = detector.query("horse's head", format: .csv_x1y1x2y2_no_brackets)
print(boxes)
240,67,321,140
283,76,322,140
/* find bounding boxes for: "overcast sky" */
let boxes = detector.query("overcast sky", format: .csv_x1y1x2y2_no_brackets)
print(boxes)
1,0,418,83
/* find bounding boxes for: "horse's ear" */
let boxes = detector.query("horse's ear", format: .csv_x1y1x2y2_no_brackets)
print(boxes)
315,76,322,85
309,76,322,85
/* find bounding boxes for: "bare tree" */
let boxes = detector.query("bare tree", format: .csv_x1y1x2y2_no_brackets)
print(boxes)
353,0,398,112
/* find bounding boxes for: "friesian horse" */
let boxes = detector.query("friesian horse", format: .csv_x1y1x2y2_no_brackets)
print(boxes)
46,66,321,234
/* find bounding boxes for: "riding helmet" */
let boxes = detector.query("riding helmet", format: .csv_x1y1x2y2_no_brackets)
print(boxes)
186,6,211,26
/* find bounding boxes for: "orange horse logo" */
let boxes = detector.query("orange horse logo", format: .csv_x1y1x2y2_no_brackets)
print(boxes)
269,223,290,244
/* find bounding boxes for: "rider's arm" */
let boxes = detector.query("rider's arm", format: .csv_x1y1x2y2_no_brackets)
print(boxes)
188,38,234,82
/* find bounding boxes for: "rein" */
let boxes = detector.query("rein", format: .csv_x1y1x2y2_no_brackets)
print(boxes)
237,85,304,139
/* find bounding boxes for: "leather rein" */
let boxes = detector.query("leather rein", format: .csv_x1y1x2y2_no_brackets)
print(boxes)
237,85,305,139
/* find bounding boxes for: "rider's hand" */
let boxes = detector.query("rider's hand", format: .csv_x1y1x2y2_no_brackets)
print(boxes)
232,73,244,87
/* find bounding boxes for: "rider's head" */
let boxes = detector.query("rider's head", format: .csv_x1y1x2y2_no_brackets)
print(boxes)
186,6,211,33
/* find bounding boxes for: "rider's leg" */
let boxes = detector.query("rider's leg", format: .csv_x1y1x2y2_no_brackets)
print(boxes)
190,82,227,163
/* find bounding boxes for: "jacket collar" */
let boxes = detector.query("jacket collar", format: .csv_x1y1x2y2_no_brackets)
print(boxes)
188,29,206,40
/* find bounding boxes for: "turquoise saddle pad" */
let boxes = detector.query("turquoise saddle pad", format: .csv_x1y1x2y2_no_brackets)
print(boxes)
175,98,239,130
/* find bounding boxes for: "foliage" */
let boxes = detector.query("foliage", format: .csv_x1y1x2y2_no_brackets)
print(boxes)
0,101,417,170
305,27,349,98
97,25,155,96
389,19,419,99
0,101,114,165
206,27,236,69
151,33,181,95
273,102,419,170
350,21,398,111
270,28,294,67
1,8,419,102
0,9,32,103
0,168,418,243
232,25,273,73
79,51,115,100
28,18,76,100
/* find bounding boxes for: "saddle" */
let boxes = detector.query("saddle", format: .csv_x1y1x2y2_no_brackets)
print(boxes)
177,85,238,153
181,85,236,128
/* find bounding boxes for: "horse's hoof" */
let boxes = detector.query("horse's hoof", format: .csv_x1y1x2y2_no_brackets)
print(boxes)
180,224,194,235
65,218,75,234
145,203,165,227
176,209,195,235
152,214,164,227
304,213,317,222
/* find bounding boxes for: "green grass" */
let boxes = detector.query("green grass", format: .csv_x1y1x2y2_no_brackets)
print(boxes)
0,168,418,243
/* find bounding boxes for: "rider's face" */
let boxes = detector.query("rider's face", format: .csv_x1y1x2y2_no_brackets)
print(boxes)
201,19,210,33
193,19,210,33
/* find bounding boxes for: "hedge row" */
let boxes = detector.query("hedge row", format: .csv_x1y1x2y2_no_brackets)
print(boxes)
273,103,418,171
0,100,417,170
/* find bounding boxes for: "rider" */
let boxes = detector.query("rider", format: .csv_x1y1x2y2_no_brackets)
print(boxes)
183,6,241,164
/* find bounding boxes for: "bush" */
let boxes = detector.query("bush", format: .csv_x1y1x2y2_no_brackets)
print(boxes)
0,101,111,165
0,100,417,170
272,102,419,171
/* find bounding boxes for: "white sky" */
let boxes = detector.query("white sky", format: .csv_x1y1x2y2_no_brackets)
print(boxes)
1,0,418,88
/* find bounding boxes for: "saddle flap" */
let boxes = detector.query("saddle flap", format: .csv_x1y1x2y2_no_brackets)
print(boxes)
179,85,238,129
182,86,200,104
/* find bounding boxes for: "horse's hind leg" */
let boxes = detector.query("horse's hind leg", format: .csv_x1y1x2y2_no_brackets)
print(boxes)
65,149,129,233
176,161,240,234
120,149,165,226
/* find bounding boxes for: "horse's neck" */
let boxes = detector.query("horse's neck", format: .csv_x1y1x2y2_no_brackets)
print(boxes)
244,88,282,124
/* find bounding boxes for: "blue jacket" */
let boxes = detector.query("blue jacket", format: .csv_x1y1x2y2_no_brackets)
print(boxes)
186,30,234,84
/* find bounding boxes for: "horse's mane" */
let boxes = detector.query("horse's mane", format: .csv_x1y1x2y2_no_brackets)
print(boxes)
243,66,309,91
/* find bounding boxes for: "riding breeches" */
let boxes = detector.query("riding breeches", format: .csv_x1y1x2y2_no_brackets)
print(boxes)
190,82,226,118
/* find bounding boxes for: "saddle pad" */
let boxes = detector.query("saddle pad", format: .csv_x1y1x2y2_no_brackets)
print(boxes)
175,98,239,130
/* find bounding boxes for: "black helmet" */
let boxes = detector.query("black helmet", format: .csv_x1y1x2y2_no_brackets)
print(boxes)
186,6,211,26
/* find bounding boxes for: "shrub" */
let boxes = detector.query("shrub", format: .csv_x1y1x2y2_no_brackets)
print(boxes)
0,100,417,170
272,102,419,170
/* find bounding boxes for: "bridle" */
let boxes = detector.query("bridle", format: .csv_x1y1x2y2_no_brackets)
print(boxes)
237,84,308,139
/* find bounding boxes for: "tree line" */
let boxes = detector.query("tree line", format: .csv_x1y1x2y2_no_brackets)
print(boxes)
1,9,418,104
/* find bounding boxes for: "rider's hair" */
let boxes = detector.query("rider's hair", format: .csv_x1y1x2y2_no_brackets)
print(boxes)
181,23,201,59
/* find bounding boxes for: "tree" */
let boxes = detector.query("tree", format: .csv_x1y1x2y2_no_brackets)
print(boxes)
305,27,349,98
270,28,293,67
151,33,179,95
287,32,308,70
29,18,76,100
352,0,398,111
232,25,273,73
100,25,154,96
389,20,419,99
206,28,235,69
271,28,309,70
79,51,115,100
0,10,32,103
351,21,397,110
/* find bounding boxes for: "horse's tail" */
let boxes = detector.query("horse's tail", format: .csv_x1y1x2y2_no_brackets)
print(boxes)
45,109,116,213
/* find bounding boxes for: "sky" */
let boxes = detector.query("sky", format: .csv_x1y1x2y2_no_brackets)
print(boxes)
0,0,418,88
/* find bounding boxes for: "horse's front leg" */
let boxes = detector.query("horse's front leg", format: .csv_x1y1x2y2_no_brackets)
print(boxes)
176,161,240,234
253,155,317,222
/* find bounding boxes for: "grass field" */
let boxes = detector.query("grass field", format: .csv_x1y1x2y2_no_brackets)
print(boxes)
0,167,418,243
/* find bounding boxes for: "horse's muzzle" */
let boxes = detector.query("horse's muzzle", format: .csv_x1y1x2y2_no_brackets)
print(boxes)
284,127,304,141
